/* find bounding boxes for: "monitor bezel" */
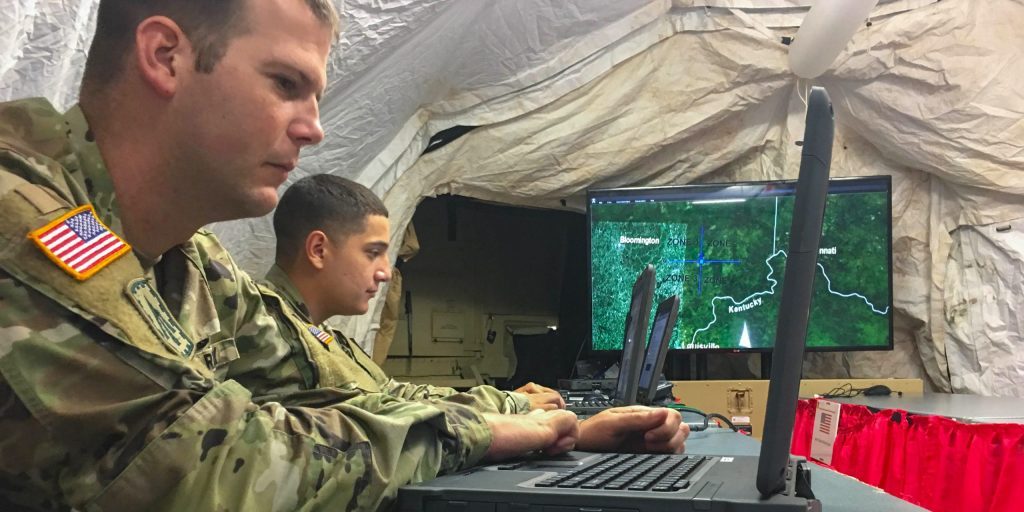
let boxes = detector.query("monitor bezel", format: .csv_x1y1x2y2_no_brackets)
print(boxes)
585,175,894,355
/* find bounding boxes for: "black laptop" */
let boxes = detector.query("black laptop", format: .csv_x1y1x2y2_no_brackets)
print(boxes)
566,292,680,416
398,86,834,512
636,294,680,405
565,263,655,415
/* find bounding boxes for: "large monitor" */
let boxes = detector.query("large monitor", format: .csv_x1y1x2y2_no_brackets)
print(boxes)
587,175,893,353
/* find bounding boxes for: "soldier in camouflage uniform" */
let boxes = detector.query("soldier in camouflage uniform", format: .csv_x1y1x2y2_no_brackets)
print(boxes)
249,173,563,412
251,173,691,453
257,264,554,413
0,1,581,510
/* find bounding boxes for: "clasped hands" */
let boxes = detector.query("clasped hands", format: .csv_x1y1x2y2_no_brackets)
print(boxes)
485,385,690,461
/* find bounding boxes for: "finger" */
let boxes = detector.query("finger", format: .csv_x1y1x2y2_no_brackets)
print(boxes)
535,403,559,411
606,407,665,431
541,392,566,409
644,424,687,454
550,410,581,436
606,405,653,414
668,425,688,453
667,423,690,453
643,415,679,444
543,435,576,455
658,431,687,453
644,423,679,445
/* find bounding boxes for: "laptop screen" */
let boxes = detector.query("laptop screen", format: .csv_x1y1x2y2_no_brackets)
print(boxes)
636,295,680,403
756,85,834,496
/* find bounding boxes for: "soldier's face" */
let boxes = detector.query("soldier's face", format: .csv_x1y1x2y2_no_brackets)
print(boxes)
171,0,331,221
323,215,392,316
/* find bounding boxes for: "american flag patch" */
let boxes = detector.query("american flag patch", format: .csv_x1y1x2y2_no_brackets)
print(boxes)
308,325,334,345
27,205,130,281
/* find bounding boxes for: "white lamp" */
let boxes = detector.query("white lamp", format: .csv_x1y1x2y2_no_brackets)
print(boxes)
788,0,880,79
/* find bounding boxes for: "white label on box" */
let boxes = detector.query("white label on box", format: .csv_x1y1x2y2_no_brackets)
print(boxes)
810,399,841,465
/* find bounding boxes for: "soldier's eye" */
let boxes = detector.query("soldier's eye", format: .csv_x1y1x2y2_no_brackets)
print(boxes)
273,75,298,95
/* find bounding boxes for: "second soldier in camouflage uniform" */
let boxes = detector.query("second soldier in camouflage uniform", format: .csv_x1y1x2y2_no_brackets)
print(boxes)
244,173,564,413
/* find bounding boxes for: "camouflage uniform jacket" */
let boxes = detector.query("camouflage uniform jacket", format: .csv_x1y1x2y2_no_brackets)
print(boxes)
0,98,492,512
249,266,531,414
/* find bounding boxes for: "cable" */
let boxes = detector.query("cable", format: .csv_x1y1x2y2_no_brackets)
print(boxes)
666,405,740,432
567,335,587,379
707,413,738,432
820,383,858,398
818,382,898,399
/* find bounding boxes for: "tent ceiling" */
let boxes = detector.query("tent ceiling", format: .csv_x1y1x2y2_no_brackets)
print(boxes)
3,0,1022,395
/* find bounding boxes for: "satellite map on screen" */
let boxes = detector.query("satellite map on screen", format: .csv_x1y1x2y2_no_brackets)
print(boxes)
590,185,891,352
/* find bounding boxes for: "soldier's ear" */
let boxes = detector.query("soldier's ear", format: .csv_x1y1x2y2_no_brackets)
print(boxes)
306,230,329,270
135,16,189,98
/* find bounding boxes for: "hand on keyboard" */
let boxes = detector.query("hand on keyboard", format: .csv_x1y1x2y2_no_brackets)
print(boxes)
576,406,689,454
515,382,566,410
482,409,580,461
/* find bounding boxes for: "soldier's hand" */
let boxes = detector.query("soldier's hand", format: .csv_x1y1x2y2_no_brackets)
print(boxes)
576,406,689,454
515,382,566,410
483,409,579,461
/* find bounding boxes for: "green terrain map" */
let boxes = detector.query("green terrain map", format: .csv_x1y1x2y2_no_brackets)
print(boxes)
591,192,890,351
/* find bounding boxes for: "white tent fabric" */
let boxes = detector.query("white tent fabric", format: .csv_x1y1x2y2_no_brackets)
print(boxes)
3,0,1022,395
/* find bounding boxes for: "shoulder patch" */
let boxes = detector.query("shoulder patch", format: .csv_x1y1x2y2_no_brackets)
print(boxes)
307,324,334,347
125,278,196,358
26,204,130,280
14,183,63,214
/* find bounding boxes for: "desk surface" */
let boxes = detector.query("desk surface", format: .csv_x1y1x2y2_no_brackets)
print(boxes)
833,393,1024,423
685,428,925,511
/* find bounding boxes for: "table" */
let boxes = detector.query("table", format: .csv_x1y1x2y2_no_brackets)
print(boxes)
833,393,1024,423
685,428,926,511
792,395,1024,512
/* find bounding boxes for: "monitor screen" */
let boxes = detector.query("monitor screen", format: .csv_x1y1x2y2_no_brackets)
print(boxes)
588,175,893,353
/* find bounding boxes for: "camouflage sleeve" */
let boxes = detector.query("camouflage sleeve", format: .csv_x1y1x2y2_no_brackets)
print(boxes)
194,232,312,394
335,330,532,415
0,267,492,511
382,379,532,414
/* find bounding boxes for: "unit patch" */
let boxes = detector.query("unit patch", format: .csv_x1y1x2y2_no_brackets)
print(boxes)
126,278,196,358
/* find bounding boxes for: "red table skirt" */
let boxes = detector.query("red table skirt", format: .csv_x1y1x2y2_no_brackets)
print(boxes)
791,398,1024,512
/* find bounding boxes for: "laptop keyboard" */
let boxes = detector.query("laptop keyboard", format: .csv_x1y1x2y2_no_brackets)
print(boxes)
531,453,706,492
